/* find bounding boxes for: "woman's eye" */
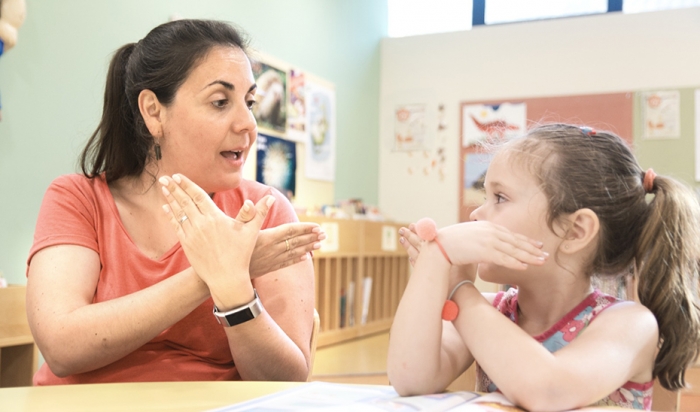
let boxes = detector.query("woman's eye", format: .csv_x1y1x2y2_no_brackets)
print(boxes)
246,100,257,110
213,99,228,109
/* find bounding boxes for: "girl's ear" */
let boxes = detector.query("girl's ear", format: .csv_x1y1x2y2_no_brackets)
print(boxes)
560,208,600,254
138,89,164,138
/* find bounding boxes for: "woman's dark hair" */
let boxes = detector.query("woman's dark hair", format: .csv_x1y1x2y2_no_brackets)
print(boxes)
503,123,700,391
79,19,249,182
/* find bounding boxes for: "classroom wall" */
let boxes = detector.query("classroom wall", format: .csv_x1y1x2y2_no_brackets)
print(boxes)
379,8,700,229
0,0,387,285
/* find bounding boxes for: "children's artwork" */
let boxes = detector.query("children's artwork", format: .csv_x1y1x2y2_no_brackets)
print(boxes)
462,103,526,147
286,69,307,142
394,104,427,151
695,89,700,181
642,90,681,139
463,153,492,206
305,80,336,182
251,59,287,133
405,104,448,181
256,134,296,200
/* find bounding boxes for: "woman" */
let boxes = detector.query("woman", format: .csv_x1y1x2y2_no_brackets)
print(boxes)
26,19,321,384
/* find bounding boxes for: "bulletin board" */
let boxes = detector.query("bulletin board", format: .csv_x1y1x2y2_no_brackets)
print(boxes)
459,92,634,222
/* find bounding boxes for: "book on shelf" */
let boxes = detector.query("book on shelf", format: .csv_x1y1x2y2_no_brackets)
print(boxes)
361,276,372,325
346,281,355,326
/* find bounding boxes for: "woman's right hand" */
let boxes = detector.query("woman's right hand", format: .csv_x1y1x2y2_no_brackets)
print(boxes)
439,221,547,270
249,222,325,279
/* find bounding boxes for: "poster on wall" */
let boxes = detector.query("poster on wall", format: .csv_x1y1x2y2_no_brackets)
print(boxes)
394,104,427,151
695,89,700,181
305,80,336,182
256,133,296,200
286,68,308,142
463,152,491,207
251,59,287,134
462,103,526,147
642,90,681,139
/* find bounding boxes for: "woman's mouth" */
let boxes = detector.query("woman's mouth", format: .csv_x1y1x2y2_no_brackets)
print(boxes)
221,150,243,160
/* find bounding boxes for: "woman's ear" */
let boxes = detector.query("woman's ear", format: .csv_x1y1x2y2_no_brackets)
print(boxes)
560,208,600,255
138,89,164,138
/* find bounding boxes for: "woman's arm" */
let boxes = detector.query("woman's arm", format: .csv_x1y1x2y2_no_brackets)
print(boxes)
26,245,209,377
451,285,658,411
223,259,314,381
160,174,314,381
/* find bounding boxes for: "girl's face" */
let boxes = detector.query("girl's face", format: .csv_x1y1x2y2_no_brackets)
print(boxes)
469,151,563,283
159,46,257,193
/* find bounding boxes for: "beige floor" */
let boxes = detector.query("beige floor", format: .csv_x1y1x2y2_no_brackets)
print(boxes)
311,332,391,385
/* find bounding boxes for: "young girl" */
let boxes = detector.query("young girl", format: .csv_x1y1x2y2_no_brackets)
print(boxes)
388,123,700,411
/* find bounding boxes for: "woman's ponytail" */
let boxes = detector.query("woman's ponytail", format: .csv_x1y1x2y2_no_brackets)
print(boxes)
79,43,146,182
636,175,700,390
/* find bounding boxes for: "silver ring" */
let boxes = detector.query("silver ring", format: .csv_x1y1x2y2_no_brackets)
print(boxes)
179,215,188,224
285,239,290,252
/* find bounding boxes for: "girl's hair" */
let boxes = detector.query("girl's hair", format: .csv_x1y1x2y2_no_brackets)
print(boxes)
79,19,249,182
505,123,700,390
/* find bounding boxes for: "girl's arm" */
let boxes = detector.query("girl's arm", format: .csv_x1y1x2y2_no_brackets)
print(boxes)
26,246,210,377
388,244,474,395
451,285,658,411
390,221,546,395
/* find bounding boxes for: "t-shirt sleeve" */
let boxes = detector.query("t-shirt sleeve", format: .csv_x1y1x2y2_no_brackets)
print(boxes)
26,175,99,274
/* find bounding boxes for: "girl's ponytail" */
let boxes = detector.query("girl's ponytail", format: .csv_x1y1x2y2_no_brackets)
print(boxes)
79,43,142,182
636,175,700,390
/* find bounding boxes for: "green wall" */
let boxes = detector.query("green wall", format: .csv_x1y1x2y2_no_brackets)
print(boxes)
0,0,387,285
634,88,699,188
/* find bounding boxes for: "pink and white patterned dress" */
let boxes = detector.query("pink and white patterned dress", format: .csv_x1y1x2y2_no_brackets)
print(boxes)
476,288,653,410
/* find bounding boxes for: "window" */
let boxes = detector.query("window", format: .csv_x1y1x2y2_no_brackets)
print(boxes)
485,0,608,25
623,0,700,13
387,0,473,38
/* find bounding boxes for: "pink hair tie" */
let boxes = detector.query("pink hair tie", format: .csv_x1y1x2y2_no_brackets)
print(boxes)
643,168,656,193
415,217,452,265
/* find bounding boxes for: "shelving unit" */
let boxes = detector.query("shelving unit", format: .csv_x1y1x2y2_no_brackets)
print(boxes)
298,217,410,348
0,285,38,387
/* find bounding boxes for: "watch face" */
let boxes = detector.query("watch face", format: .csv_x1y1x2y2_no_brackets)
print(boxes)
223,308,255,327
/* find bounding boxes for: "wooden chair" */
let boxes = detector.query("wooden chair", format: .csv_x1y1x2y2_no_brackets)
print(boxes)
307,309,320,382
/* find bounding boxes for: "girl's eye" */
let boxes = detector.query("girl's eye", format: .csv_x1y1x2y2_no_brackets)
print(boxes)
213,99,228,109
495,194,506,204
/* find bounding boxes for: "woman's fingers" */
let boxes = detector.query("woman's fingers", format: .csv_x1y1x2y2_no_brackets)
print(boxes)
158,174,214,226
235,200,257,223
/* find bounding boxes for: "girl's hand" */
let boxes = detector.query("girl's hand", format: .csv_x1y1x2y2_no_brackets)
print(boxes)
159,174,270,290
440,221,546,270
250,222,326,279
399,223,422,266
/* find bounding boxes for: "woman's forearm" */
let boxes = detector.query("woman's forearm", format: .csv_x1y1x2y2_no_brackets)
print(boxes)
29,267,210,377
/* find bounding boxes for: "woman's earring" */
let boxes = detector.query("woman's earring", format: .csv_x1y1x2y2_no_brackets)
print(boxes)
155,143,162,160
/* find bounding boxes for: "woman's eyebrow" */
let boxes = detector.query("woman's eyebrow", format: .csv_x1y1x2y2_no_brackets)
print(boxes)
203,80,234,90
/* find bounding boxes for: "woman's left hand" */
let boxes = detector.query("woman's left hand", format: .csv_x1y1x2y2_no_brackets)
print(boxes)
159,174,270,292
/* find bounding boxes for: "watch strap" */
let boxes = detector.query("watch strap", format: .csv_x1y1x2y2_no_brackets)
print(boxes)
213,289,262,327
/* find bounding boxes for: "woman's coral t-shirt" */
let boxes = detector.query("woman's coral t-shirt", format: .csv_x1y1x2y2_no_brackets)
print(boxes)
27,174,297,385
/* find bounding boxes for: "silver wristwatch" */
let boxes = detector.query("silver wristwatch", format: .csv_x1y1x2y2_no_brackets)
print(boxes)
213,289,263,327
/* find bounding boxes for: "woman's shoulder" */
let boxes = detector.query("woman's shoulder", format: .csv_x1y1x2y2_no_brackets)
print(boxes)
45,173,108,201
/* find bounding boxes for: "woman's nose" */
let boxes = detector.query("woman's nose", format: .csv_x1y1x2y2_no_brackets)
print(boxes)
232,104,257,134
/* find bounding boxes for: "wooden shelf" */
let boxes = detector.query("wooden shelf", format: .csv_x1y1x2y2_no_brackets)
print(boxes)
298,217,410,348
0,285,38,387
